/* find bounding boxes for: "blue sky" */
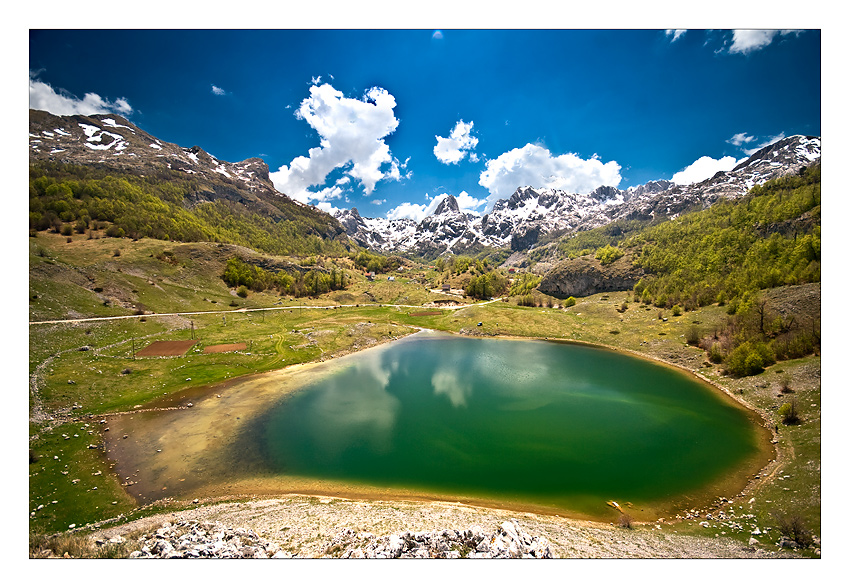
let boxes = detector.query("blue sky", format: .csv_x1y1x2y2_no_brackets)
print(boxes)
29,28,821,221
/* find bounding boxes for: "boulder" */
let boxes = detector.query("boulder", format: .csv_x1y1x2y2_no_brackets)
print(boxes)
538,255,644,299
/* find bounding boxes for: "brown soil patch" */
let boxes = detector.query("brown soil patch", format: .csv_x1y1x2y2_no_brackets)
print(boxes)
203,343,247,354
136,339,199,357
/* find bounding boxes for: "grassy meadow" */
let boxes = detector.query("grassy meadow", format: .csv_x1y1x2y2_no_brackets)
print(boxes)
28,231,820,557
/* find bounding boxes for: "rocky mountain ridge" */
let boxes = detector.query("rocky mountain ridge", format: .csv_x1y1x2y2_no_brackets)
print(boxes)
336,135,821,257
28,109,344,238
30,108,820,260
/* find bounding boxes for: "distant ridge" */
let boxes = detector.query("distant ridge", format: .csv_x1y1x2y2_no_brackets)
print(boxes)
335,135,821,256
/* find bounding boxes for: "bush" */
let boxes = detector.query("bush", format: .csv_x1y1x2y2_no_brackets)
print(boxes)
564,296,576,307
236,285,248,298
595,244,624,266
685,325,701,346
725,341,775,377
517,295,535,307
708,343,724,364
671,304,682,316
778,399,800,425
105,225,125,238
772,510,813,547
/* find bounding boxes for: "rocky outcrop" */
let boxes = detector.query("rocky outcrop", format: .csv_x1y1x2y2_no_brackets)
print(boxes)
122,519,551,559
127,520,293,558
322,520,552,558
538,255,644,298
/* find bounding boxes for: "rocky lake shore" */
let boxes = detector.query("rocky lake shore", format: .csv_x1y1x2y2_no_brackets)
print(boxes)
81,495,805,559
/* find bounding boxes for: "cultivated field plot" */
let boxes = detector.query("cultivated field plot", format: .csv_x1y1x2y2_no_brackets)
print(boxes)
409,311,442,317
136,339,199,357
203,343,247,354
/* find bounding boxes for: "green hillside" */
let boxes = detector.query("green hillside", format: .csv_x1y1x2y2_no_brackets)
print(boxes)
628,165,820,310
29,162,350,258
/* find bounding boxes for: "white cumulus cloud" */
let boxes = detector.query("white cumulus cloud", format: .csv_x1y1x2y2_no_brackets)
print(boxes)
211,85,226,96
29,75,133,117
671,155,741,185
727,132,756,146
665,29,686,42
386,200,433,223
728,30,801,54
434,120,479,164
270,83,407,205
478,143,622,205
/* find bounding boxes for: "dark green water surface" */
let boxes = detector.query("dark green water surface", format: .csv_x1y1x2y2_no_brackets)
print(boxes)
247,332,763,517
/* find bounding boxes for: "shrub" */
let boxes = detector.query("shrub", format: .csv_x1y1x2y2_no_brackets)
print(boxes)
671,304,682,316
708,343,724,364
564,296,576,307
685,325,701,346
105,225,125,238
595,244,625,266
517,295,535,307
778,399,800,425
725,341,775,377
236,285,249,298
772,510,813,547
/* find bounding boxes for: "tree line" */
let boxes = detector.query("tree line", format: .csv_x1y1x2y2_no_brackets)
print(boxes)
29,163,349,257
222,256,348,298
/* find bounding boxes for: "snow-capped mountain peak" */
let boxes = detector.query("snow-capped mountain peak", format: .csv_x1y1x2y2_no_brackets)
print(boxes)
335,135,820,257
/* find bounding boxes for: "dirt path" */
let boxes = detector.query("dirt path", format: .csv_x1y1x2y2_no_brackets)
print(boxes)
28,299,499,326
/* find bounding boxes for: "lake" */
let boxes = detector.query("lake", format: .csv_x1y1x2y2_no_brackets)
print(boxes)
105,331,771,520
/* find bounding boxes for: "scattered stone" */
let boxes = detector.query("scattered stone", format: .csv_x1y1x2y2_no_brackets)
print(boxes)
779,537,799,550
128,521,289,559
321,519,551,559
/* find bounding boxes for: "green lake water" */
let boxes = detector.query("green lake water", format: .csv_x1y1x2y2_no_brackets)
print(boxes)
239,332,763,518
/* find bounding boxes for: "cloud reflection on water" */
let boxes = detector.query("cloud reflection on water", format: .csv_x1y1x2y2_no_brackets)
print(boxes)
431,369,472,408
306,351,400,458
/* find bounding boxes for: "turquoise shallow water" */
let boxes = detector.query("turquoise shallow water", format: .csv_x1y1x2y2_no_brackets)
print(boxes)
244,333,762,517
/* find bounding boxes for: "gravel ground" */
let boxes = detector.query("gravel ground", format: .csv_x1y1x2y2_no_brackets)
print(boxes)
92,495,797,559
